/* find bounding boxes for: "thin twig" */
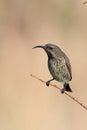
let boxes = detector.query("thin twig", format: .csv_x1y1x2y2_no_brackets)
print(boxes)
30,74,87,111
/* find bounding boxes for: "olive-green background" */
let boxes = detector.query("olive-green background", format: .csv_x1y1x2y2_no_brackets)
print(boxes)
0,0,87,130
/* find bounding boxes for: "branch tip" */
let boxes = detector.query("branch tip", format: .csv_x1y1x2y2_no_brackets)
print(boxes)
30,74,87,111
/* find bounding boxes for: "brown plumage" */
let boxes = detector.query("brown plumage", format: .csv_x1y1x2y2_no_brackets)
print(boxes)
33,43,72,93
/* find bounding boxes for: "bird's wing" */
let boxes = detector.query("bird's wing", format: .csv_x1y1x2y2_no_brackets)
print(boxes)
64,55,72,81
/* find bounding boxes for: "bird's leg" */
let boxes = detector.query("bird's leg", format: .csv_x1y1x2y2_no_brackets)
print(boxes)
46,78,54,86
61,83,67,94
61,88,65,94
61,83,68,94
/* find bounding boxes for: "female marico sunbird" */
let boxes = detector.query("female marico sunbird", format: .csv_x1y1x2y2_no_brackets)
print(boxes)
33,43,72,93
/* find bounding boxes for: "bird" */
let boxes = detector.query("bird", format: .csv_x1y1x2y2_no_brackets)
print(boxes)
33,43,72,93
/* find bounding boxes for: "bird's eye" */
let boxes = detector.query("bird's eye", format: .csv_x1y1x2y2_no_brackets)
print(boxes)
49,47,53,50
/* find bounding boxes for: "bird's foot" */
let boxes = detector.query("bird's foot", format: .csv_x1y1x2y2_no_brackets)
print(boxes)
46,81,50,86
61,88,65,94
46,78,54,87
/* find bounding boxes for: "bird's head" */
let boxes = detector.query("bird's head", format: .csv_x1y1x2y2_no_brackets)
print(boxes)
33,43,62,58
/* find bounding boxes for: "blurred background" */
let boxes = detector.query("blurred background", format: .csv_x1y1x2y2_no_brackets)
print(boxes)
0,0,87,130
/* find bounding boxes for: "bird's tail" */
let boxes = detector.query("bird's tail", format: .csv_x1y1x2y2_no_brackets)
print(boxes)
64,83,72,92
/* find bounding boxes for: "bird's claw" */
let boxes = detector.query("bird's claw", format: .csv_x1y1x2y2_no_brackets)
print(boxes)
61,88,65,94
46,81,50,86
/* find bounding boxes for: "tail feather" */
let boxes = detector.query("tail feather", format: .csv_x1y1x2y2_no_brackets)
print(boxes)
64,83,72,92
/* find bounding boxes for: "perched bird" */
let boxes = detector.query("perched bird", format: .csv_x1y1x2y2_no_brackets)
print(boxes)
33,43,72,93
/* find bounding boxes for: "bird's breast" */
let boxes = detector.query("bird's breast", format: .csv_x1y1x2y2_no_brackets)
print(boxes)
48,58,71,83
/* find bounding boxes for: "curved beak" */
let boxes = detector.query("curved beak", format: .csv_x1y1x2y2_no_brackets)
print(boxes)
32,45,45,49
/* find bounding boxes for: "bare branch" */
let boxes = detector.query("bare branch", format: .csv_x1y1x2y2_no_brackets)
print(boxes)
30,74,87,111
